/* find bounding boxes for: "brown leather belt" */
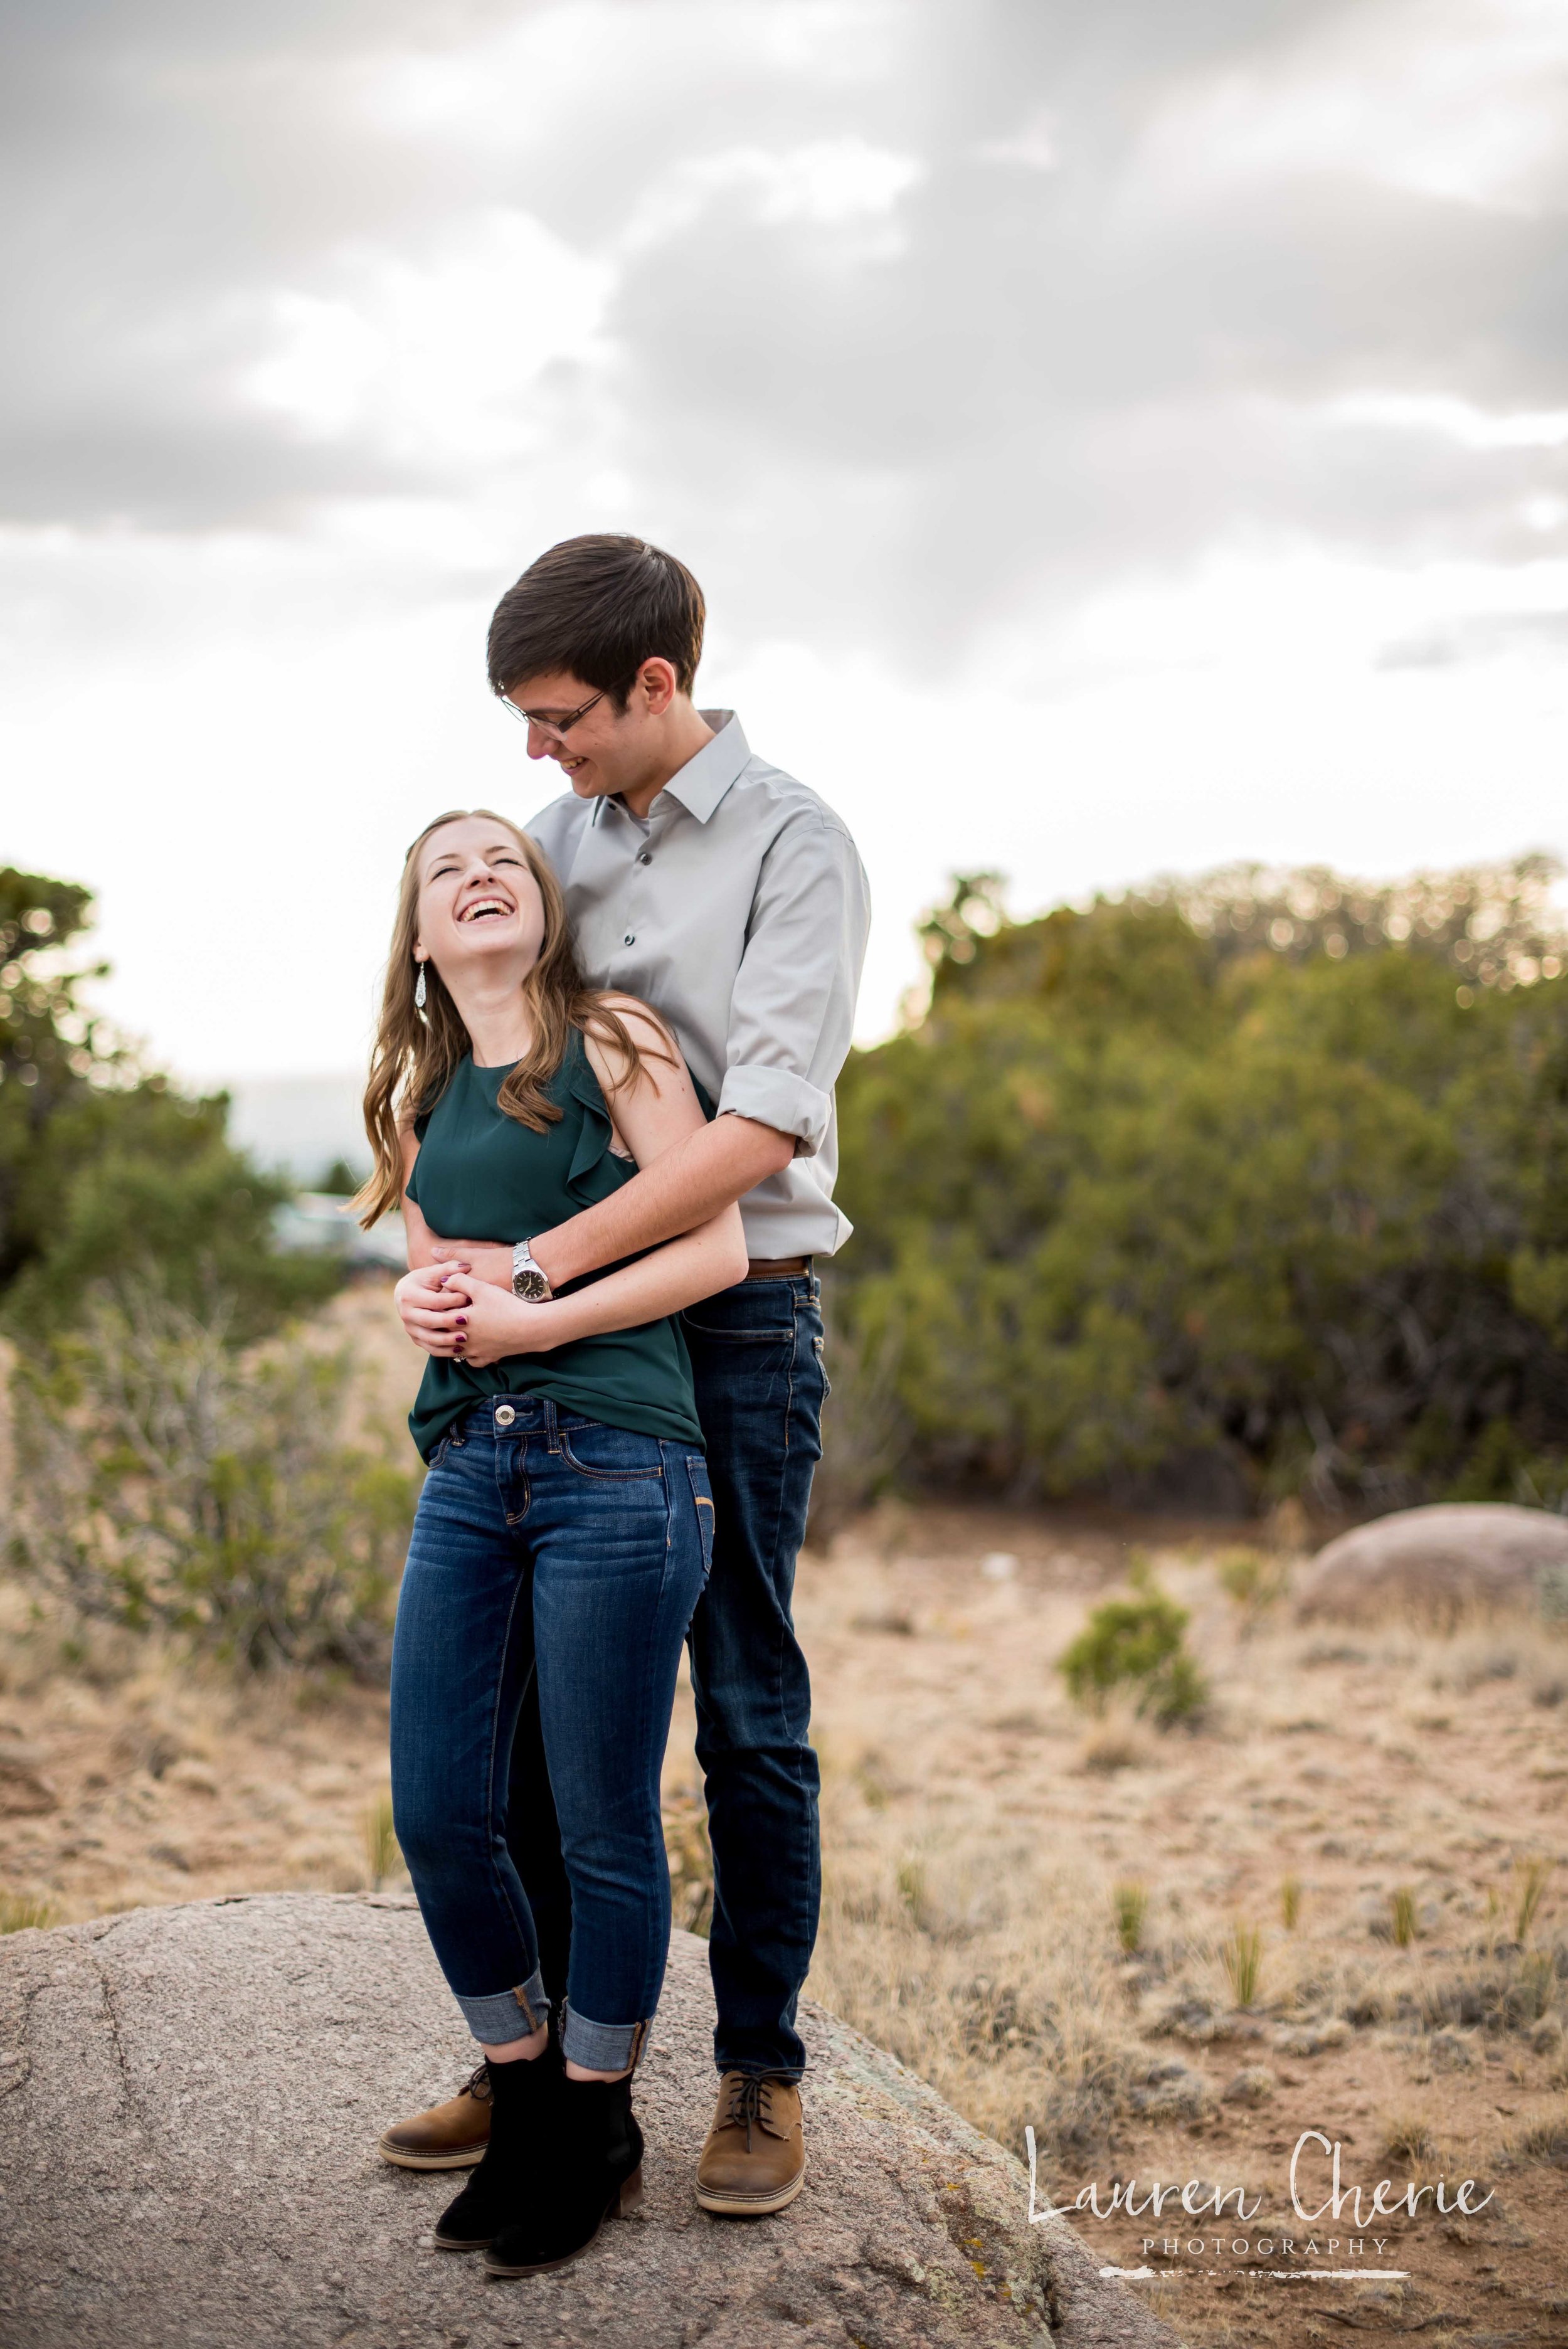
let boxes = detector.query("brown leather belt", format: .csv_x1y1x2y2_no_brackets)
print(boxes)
745,1256,811,1280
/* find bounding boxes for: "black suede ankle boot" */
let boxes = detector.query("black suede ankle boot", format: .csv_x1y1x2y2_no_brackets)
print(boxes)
483,2072,644,2277
433,2047,562,2252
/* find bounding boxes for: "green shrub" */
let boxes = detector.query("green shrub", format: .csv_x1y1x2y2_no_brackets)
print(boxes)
834,854,1568,1507
0,864,339,1339
1058,1576,1209,1726
5,1283,419,1678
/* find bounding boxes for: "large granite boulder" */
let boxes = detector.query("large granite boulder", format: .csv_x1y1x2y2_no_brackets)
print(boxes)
1295,1502,1568,1625
0,1893,1172,2349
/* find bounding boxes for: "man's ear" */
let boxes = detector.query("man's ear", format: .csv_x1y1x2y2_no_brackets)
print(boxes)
637,657,679,716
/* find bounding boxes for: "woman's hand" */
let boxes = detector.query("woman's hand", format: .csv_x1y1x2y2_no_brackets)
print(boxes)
394,1265,469,1355
435,1269,559,1369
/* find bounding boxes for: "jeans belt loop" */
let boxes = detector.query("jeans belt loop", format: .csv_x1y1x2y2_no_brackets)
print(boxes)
544,1396,561,1454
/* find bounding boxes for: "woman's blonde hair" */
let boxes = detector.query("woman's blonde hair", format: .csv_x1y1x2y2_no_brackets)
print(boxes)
355,809,669,1227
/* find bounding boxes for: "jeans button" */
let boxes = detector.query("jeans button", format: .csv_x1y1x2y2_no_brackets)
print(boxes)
494,1403,517,1428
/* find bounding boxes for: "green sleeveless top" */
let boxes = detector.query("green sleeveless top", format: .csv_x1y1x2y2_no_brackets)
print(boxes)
403,1032,704,1462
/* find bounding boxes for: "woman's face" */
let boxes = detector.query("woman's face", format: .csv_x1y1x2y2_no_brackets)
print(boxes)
413,817,547,989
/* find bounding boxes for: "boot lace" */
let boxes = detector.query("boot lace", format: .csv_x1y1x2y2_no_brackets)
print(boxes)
465,2064,494,2105
722,2074,776,2151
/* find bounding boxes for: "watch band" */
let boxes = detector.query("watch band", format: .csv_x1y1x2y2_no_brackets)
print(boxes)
511,1239,553,1303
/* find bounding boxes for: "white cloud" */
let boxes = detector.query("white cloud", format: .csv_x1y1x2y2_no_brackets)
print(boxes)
1325,391,1568,451
1138,0,1568,215
238,209,614,466
622,138,925,253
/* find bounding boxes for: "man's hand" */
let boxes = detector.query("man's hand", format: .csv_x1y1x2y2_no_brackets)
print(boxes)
394,1265,469,1356
429,1239,514,1290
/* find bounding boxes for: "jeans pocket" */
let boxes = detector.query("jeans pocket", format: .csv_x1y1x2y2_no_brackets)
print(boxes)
686,1456,716,1579
558,1421,665,1482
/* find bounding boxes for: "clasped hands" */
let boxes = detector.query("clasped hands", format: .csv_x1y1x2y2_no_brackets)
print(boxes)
395,1240,553,1369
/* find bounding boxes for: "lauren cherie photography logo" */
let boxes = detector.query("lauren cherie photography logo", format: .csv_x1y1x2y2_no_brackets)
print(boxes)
1025,2126,1493,2285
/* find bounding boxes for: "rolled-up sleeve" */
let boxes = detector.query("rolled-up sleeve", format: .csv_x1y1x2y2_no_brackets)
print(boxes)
716,810,871,1157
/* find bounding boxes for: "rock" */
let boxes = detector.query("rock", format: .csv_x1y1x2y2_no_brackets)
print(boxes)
1219,2065,1276,2105
0,1894,1174,2349
1294,1503,1568,1626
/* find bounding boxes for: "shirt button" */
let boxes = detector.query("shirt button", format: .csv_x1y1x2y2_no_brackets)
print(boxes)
623,931,635,946
494,1403,517,1428
637,851,652,866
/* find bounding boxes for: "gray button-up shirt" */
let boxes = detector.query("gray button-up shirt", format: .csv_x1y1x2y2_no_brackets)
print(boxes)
526,711,871,1258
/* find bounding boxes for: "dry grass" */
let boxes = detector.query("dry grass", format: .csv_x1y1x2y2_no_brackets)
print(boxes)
361,1794,401,1892
766,1507,1568,2226
7,1311,1568,2338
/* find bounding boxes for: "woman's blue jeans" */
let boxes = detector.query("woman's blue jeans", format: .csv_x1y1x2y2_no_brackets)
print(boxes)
389,1395,712,2073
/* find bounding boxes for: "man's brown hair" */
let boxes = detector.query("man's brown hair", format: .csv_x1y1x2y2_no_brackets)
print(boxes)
487,534,706,706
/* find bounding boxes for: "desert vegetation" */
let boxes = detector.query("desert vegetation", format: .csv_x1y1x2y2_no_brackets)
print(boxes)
820,852,1568,1525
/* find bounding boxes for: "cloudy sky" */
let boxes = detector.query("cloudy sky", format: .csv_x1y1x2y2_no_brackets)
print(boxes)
4,0,1567,1080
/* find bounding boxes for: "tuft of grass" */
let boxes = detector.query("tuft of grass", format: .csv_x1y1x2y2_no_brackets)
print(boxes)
1380,2109,1436,2166
1391,1885,1420,1948
896,1857,929,1928
0,1893,56,1934
1081,1720,1150,1774
1280,1875,1303,1931
1502,2101,1568,2166
361,1793,401,1892
1221,1921,1265,2008
1113,1881,1149,1956
1216,1547,1287,1616
1515,1855,1554,1944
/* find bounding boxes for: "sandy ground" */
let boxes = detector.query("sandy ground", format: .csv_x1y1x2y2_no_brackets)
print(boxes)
3,1285,1566,2345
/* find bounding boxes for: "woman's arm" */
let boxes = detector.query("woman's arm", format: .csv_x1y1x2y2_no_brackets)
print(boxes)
438,1209,744,1366
433,1002,748,1368
392,1125,474,1356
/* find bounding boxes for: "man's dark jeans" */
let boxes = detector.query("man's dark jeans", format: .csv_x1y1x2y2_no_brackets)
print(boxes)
509,1271,826,2081
681,1270,825,2079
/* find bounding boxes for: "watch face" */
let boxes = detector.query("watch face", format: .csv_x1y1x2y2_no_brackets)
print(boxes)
513,1267,550,1302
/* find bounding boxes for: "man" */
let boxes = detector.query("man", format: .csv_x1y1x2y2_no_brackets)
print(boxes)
379,534,870,2215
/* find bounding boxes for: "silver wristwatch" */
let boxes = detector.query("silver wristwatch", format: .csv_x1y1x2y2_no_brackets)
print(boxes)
511,1240,553,1303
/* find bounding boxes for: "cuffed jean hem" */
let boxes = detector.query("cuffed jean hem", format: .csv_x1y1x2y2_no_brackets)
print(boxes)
455,1969,549,2045
561,2005,649,2074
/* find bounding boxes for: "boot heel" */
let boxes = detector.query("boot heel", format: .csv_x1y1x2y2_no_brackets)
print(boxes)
615,2165,644,2215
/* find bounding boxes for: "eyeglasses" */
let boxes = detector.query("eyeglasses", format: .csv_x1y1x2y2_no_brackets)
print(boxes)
502,688,606,743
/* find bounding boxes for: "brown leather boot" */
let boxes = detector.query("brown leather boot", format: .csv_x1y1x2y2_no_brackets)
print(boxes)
377,2064,492,2170
694,2072,805,2215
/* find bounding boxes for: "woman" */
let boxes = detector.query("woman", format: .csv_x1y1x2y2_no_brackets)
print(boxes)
356,808,746,2277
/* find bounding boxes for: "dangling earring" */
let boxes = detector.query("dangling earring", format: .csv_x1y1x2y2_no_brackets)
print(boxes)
414,961,427,1010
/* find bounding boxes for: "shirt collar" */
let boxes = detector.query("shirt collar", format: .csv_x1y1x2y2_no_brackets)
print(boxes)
591,709,750,830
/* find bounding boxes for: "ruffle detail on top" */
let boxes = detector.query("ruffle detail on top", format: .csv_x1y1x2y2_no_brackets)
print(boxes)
563,1035,628,1205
